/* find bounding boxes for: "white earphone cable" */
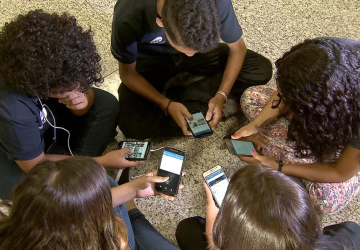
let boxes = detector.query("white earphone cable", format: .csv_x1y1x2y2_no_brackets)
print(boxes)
37,96,73,156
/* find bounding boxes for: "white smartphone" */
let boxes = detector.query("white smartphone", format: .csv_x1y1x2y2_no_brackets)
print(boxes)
203,165,229,207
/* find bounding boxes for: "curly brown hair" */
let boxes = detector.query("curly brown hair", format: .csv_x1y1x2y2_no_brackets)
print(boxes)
161,0,220,53
0,10,103,98
275,38,360,162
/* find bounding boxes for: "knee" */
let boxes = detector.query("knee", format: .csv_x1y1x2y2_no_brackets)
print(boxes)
240,86,262,110
117,109,149,140
92,88,119,117
261,58,273,83
306,182,350,214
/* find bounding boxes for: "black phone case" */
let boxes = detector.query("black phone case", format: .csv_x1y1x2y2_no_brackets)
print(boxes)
155,147,185,196
186,111,213,139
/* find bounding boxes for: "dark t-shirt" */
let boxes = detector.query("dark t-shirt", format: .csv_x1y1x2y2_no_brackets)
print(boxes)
320,221,360,249
111,0,243,64
0,75,49,164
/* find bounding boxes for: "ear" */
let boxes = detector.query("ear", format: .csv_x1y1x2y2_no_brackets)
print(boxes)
156,17,164,28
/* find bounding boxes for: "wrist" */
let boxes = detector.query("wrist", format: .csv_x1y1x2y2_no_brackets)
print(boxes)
216,91,227,103
249,120,262,130
270,160,279,170
93,156,104,166
159,97,170,110
127,181,139,199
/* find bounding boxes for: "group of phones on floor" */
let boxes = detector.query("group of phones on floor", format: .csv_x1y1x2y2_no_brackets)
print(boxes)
118,111,255,201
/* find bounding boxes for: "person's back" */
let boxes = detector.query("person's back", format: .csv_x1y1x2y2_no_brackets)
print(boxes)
176,165,360,250
0,157,128,250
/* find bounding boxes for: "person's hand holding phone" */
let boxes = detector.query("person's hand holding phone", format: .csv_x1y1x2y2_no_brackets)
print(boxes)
206,94,225,129
232,122,259,140
168,102,193,136
96,148,139,169
133,170,184,201
250,150,279,170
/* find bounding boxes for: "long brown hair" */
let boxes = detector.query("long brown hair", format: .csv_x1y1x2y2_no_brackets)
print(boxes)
0,157,127,250
212,165,320,250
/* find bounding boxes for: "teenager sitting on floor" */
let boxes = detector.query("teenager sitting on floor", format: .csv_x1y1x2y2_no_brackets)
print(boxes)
111,0,272,139
0,157,181,250
233,37,360,213
176,165,360,250
0,10,136,200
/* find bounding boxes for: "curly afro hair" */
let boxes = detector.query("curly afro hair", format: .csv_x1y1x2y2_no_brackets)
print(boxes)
0,10,103,98
161,0,220,53
275,38,360,162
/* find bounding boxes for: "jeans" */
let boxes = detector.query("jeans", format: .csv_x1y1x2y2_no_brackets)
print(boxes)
108,176,180,250
0,88,119,200
118,44,273,139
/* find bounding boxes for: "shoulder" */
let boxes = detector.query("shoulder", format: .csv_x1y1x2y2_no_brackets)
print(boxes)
113,0,146,28
0,77,38,121
322,221,360,249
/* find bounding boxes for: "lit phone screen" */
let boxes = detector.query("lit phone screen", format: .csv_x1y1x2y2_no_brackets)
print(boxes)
205,169,229,206
122,141,149,159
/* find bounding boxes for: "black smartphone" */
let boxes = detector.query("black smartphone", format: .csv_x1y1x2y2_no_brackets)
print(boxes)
155,147,186,196
185,111,213,138
203,165,229,207
117,141,152,161
224,139,256,157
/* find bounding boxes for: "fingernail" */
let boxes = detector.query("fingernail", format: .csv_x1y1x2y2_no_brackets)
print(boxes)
251,150,255,155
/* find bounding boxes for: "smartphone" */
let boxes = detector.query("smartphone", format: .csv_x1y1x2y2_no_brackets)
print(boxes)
203,165,229,207
155,147,186,196
186,111,213,138
117,141,152,161
225,139,256,156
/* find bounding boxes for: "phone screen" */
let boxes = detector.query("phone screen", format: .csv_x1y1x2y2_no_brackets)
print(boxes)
156,149,185,195
120,141,149,159
186,112,212,137
204,168,229,206
230,140,256,156
159,150,184,175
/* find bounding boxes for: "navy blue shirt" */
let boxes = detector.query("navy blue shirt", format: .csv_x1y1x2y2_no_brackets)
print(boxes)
0,75,50,163
111,0,243,64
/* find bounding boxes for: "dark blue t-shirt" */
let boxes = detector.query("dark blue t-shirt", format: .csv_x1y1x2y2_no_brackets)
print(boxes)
0,75,49,163
111,0,243,64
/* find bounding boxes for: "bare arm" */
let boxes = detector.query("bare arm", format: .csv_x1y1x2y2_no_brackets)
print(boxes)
119,62,193,135
15,152,70,173
251,91,285,128
219,37,247,95
281,146,360,183
16,148,139,173
252,145,360,183
111,182,137,207
206,37,247,127
119,62,169,110
233,91,285,139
